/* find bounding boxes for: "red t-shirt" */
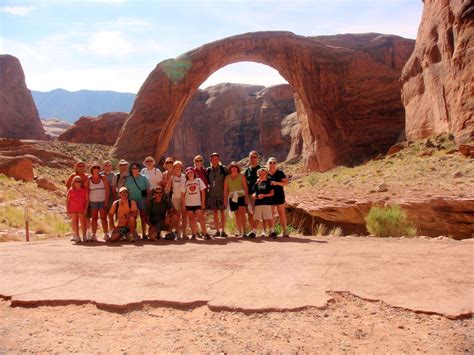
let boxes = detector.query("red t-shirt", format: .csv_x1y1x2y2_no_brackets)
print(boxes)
67,187,88,213
194,167,209,188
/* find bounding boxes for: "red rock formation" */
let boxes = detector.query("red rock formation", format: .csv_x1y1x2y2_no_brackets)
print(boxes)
41,118,71,140
113,31,414,171
401,0,474,143
166,83,297,164
0,55,46,140
0,155,34,181
58,112,128,145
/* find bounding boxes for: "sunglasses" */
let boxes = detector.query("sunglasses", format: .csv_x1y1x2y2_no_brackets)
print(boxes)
165,161,173,164
145,160,153,163
250,156,258,159
131,167,139,170
195,160,203,163
269,162,277,165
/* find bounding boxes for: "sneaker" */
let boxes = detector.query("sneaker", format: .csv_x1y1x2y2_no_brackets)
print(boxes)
221,231,228,238
205,233,212,240
213,231,221,237
248,232,256,238
270,232,278,239
74,236,81,243
70,235,75,242
103,233,110,241
91,234,98,242
190,234,196,240
261,232,267,238
142,234,149,240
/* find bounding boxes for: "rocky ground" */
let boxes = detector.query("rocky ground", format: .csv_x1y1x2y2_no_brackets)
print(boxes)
0,293,471,353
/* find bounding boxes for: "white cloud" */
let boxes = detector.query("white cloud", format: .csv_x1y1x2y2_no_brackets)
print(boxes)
0,5,35,16
83,31,134,57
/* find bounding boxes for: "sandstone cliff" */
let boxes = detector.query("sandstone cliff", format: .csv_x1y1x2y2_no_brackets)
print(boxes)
166,83,299,164
401,0,473,143
58,112,128,145
0,55,46,140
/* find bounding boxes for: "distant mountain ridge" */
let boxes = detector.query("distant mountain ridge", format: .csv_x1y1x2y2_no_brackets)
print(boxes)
31,88,136,122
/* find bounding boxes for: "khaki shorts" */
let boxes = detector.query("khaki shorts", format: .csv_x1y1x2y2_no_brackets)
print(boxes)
172,198,182,211
254,205,273,221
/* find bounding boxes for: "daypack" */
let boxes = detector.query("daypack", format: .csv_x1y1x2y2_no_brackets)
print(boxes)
206,165,227,183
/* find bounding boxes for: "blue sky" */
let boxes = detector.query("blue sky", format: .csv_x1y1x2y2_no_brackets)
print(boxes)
0,0,423,93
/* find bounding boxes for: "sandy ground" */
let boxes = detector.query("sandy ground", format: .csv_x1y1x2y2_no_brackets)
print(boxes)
1,236,473,353
0,293,472,353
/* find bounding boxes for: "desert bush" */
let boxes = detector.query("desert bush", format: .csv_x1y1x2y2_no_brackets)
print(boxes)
329,226,343,236
308,174,318,186
0,206,24,228
314,223,328,236
365,205,416,238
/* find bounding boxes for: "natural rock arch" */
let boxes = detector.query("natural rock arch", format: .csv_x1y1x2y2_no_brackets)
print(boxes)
113,31,408,171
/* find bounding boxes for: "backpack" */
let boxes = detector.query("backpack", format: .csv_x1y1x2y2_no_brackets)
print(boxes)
113,199,132,222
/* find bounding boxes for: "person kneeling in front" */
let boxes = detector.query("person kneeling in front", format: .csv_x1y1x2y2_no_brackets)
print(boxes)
108,187,138,242
146,186,175,241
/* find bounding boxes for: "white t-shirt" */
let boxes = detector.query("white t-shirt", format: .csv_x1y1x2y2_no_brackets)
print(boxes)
171,173,186,199
184,178,206,206
141,167,163,189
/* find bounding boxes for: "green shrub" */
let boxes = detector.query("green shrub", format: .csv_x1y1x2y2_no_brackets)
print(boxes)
274,223,296,235
365,205,416,238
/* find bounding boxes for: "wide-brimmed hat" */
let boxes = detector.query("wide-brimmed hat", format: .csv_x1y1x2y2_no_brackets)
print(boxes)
118,159,128,165
228,161,241,173
119,186,128,193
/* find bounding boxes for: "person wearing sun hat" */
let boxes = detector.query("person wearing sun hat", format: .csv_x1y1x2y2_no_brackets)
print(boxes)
223,161,249,237
111,159,129,200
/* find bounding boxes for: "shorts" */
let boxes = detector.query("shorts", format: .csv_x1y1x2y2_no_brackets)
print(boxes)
150,220,165,231
208,195,225,211
133,199,146,211
89,201,105,209
254,205,273,221
272,192,286,206
117,226,130,236
172,198,182,211
229,196,246,212
186,205,202,212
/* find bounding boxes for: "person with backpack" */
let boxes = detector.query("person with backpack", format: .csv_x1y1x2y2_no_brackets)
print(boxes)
243,151,262,238
206,152,228,237
111,159,129,200
109,187,138,242
125,162,150,240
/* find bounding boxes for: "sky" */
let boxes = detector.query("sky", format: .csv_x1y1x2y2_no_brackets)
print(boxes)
0,0,423,94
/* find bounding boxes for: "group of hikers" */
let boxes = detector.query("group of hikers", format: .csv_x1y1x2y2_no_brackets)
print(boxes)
65,151,289,243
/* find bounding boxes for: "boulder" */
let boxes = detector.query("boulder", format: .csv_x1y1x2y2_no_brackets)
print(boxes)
458,144,474,158
41,118,71,140
58,112,128,145
35,176,58,191
166,83,298,164
401,0,474,143
0,155,34,181
0,55,46,140
113,31,415,171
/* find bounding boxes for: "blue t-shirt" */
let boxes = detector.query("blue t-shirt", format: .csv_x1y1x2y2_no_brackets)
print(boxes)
125,174,150,202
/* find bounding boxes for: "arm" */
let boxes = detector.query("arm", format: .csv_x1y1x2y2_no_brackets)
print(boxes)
103,176,110,208
241,174,249,203
109,202,118,230
65,174,74,190
200,189,206,210
223,176,229,207
84,191,89,213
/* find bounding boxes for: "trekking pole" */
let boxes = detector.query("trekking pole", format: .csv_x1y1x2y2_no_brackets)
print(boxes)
24,205,30,242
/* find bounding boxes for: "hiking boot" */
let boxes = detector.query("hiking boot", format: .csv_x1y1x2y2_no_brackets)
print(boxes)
221,231,228,238
205,233,212,240
213,231,221,237
270,232,278,239
248,232,256,239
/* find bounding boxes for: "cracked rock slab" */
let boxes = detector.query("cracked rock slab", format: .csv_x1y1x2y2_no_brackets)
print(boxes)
0,237,472,318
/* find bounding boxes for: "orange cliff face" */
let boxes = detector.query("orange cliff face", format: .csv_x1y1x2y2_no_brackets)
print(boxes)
0,55,46,140
113,31,414,171
401,0,474,143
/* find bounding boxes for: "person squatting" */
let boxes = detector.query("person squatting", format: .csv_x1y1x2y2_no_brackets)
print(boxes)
65,151,289,243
